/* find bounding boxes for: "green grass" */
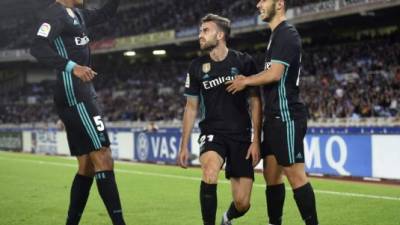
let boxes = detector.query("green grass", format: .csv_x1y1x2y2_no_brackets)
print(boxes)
0,151,399,225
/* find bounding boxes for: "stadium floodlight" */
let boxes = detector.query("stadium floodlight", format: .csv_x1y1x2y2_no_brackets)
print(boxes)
152,50,166,55
124,51,136,57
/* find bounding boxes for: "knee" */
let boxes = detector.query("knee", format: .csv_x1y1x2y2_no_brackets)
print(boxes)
78,160,95,177
202,167,219,184
263,170,284,185
234,198,251,213
78,166,95,177
90,147,114,171
284,168,308,188
78,169,95,177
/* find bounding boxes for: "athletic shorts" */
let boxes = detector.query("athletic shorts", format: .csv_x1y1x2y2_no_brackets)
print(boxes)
56,100,110,156
261,117,307,166
199,133,254,180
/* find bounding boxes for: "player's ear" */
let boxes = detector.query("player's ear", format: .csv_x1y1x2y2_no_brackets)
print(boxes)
217,31,224,41
277,0,284,11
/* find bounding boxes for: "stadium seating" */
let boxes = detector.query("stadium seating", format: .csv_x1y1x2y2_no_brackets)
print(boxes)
1,34,399,124
0,0,324,50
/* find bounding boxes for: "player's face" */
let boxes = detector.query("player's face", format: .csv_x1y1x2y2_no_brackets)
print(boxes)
257,0,277,22
198,22,220,51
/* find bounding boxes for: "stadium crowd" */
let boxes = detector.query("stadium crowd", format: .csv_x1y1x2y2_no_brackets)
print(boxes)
1,0,323,49
1,34,399,124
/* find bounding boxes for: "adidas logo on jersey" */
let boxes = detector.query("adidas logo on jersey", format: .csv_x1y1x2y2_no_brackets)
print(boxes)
203,76,235,90
202,74,210,80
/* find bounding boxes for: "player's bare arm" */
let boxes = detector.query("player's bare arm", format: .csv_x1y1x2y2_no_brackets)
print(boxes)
178,97,199,168
246,88,262,167
226,63,285,94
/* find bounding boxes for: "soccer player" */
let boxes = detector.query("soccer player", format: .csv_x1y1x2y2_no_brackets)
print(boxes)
178,14,262,225
30,0,125,224
226,0,319,225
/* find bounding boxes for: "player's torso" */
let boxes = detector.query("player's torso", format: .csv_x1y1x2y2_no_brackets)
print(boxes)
263,23,306,121
195,50,252,137
52,6,96,108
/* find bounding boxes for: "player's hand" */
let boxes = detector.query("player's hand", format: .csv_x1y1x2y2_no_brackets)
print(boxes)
226,75,247,94
178,147,189,169
73,64,97,82
246,142,261,167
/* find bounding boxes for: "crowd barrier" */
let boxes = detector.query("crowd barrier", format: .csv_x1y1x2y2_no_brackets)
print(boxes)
1,127,399,180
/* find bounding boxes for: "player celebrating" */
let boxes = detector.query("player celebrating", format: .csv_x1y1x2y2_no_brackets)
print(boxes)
178,14,262,225
226,1,319,225
30,0,125,224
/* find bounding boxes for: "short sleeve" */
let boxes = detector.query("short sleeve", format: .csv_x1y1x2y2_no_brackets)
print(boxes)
35,16,64,42
270,32,300,67
184,62,200,97
242,53,258,76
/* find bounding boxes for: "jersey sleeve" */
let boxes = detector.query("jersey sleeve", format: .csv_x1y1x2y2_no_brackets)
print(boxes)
270,31,300,67
30,14,75,72
79,0,120,27
242,53,258,76
242,54,260,96
184,61,201,97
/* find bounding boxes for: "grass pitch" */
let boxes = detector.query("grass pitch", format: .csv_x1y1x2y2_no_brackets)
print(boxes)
0,151,399,225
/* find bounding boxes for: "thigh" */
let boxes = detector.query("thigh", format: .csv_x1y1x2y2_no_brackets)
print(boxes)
57,106,89,156
263,155,284,185
265,118,305,167
225,140,254,180
261,122,273,159
230,177,253,203
58,101,111,156
199,133,227,162
200,151,224,183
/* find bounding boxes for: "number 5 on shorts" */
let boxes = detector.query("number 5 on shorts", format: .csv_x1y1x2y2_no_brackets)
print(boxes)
93,116,105,131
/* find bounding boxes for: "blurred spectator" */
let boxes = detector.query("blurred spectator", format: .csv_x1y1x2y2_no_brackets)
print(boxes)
1,29,399,124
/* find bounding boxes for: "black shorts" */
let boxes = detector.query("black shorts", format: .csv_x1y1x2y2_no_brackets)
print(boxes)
261,117,307,167
199,133,254,180
57,101,110,156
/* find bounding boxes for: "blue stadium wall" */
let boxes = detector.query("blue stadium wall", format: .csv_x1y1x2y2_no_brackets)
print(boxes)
1,127,399,180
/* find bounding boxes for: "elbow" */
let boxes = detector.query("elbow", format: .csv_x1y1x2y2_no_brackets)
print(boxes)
30,40,43,60
271,74,282,82
30,45,38,59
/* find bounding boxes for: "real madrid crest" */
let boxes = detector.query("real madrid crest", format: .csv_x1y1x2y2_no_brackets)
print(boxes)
202,63,211,73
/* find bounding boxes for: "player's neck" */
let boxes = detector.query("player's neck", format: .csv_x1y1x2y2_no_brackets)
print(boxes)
269,15,286,32
209,45,229,62
56,0,74,8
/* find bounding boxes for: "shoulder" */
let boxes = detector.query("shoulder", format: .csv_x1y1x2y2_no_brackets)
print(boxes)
229,49,254,62
229,49,255,65
189,55,208,70
276,22,301,45
38,3,66,22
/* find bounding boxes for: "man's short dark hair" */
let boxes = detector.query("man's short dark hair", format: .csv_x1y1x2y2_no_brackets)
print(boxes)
201,14,231,40
273,0,289,11
279,0,290,11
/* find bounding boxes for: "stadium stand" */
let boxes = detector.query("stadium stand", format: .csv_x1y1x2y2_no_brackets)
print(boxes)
1,32,399,124
0,0,323,49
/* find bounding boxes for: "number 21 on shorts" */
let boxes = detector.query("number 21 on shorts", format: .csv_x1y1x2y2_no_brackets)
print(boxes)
199,134,214,146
